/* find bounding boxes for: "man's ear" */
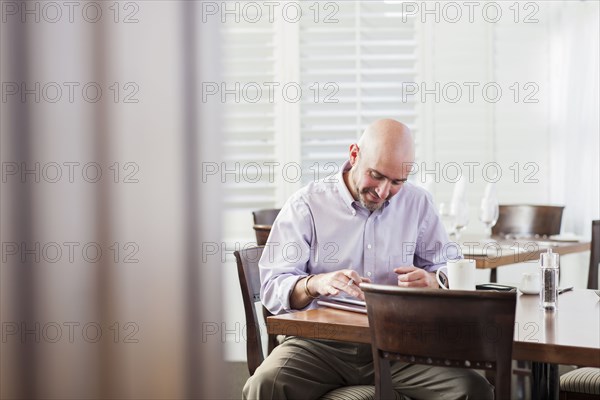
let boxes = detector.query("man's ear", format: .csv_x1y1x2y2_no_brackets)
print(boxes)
348,144,360,166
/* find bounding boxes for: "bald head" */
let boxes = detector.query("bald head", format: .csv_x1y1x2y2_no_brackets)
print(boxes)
345,119,415,211
357,119,415,165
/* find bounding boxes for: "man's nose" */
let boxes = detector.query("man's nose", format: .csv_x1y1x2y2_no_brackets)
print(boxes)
375,180,391,200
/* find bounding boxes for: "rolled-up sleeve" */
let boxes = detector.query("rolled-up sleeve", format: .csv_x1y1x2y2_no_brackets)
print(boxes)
259,196,313,315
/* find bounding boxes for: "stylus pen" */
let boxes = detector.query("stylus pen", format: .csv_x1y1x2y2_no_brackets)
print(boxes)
558,286,573,295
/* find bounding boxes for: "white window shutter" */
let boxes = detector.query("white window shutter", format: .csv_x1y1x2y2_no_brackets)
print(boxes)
220,15,280,242
299,1,419,183
221,19,278,212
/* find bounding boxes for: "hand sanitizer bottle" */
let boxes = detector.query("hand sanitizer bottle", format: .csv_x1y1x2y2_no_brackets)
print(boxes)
540,248,559,310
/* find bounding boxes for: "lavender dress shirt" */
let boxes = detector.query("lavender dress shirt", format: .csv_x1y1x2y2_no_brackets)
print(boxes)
259,161,459,315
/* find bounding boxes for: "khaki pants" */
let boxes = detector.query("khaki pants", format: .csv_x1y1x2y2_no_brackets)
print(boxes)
243,337,494,400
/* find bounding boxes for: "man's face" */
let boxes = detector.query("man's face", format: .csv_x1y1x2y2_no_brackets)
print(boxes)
349,145,411,212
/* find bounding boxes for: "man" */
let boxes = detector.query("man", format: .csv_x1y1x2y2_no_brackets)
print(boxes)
243,119,493,399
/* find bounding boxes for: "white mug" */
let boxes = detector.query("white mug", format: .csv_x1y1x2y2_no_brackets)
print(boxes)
436,259,476,290
519,272,540,295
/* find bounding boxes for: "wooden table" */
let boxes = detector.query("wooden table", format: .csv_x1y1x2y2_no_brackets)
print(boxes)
268,289,600,399
461,237,590,282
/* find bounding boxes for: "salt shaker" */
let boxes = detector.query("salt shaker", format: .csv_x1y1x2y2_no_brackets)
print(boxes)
540,248,559,310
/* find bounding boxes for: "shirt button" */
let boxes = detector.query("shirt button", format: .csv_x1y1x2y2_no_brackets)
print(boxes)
367,271,372,277
367,244,372,249
352,210,356,216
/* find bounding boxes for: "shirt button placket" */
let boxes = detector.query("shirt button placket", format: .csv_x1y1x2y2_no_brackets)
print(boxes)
365,216,376,281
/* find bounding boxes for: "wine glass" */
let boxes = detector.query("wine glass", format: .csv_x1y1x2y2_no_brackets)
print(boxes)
479,197,499,239
438,202,457,239
451,200,470,241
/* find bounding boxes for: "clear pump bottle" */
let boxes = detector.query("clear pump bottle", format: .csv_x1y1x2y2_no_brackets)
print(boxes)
540,248,559,310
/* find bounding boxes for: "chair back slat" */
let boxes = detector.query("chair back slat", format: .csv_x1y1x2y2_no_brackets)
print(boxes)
492,205,564,236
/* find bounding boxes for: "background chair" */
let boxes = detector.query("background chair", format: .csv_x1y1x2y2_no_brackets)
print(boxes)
558,220,600,399
362,283,517,400
489,204,565,284
492,204,564,237
252,208,280,245
559,367,600,400
234,246,378,399
586,220,599,290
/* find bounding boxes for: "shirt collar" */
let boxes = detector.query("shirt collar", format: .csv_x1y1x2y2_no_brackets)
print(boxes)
336,160,356,212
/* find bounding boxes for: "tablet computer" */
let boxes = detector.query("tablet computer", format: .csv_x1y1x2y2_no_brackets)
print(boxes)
317,297,367,314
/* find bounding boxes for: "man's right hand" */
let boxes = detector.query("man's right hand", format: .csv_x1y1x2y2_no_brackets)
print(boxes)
310,269,370,300
290,269,371,310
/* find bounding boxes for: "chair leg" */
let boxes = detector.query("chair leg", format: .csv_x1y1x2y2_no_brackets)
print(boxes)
373,357,393,400
513,360,531,400
531,362,559,400
516,374,526,399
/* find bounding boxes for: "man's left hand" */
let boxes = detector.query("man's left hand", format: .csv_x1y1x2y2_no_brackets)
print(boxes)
394,266,439,289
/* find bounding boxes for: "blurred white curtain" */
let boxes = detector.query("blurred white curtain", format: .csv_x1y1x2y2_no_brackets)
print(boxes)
0,2,223,399
549,1,600,237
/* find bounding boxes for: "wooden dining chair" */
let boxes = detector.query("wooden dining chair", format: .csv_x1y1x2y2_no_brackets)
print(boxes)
586,220,599,290
559,367,600,400
252,208,280,245
362,283,517,400
489,204,565,285
234,246,276,375
252,208,281,225
558,220,600,399
492,204,564,237
234,246,378,399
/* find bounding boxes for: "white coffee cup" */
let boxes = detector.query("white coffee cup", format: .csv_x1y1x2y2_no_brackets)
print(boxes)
519,272,540,295
436,259,476,290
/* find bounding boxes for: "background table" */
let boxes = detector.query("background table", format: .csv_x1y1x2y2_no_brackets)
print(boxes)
460,237,590,283
463,237,591,270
